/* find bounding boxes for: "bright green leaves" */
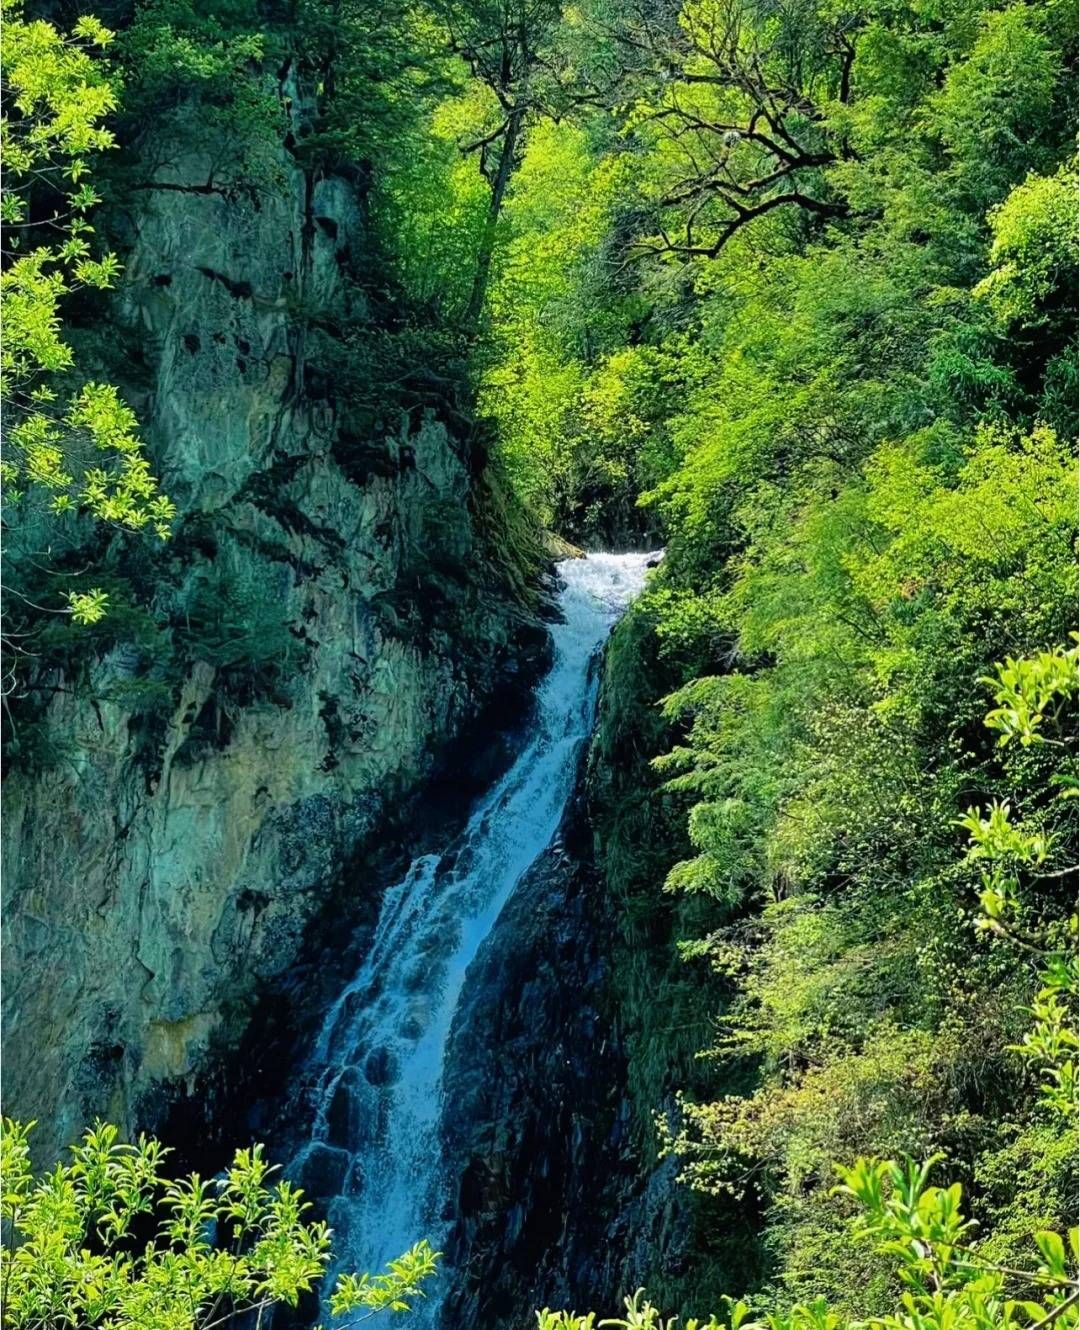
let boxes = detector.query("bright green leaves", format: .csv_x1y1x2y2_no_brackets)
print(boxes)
1,250,74,384
851,425,1077,668
833,1158,1080,1328
976,166,1079,329
0,1,175,539
958,800,1049,872
329,1241,441,1320
478,121,646,532
1015,944,1080,1120
538,1285,745,1329
838,1158,977,1294
68,383,176,537
70,14,114,46
980,642,1080,750
953,644,1079,1119
1034,1229,1072,1282
377,95,491,318
0,1,116,165
537,1285,736,1329
537,1310,599,1328
0,1119,438,1330
5,380,176,535
929,3,1060,205
65,585,110,624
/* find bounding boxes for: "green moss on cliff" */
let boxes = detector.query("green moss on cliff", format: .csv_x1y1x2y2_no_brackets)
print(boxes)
588,603,768,1314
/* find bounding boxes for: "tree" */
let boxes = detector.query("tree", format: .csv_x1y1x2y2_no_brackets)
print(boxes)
0,1119,439,1330
596,0,855,260
1,0,176,648
429,0,566,327
1,1,175,546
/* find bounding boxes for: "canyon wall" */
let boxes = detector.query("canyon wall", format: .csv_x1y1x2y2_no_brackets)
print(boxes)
0,67,543,1161
439,779,694,1328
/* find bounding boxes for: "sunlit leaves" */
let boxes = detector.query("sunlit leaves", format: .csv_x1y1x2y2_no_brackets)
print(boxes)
330,1241,441,1319
479,122,658,530
66,588,109,624
540,1161,1079,1329
1014,946,1080,1119
976,166,1078,330
952,646,1080,1119
0,1120,438,1330
0,1,175,541
980,643,1080,749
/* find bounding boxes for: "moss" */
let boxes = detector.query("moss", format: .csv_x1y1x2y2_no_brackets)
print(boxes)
468,444,549,607
588,602,768,1307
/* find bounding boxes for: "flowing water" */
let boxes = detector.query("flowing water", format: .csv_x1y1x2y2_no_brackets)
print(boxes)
288,552,654,1325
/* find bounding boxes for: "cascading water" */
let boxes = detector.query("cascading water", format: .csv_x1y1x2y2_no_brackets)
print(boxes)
288,552,654,1325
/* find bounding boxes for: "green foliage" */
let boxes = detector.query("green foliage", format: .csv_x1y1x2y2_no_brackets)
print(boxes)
330,1245,441,1321
1,0,1075,1320
979,642,1080,750
118,0,266,105
476,0,1079,1309
374,87,491,319
1016,945,1079,1121
0,0,174,538
976,166,1078,333
535,1160,1080,1330
479,0,1077,531
477,123,654,533
651,641,1077,1306
955,642,1080,1123
0,1119,438,1330
173,560,299,698
66,586,111,625
587,603,763,1313
110,0,285,185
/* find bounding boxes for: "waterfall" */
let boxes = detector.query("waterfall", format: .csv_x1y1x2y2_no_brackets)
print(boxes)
288,552,654,1325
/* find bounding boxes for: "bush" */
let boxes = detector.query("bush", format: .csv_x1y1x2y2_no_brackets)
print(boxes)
0,1119,438,1330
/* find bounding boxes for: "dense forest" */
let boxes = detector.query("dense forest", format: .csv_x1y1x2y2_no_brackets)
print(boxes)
1,0,1077,1325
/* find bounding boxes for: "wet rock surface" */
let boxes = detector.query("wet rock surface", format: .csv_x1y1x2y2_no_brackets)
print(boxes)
438,787,648,1328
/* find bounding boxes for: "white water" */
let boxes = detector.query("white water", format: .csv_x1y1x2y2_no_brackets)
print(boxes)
289,553,654,1325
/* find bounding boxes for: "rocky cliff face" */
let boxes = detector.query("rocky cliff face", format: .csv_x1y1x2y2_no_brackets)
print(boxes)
437,755,699,1328
1,67,543,1162
439,790,633,1327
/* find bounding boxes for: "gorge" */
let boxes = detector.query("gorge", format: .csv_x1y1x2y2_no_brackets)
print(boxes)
1,1,1076,1328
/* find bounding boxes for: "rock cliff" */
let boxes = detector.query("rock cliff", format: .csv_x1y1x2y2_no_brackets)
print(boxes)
437,746,698,1328
1,67,544,1161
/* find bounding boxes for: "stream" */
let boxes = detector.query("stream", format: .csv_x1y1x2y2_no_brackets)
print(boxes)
288,552,654,1326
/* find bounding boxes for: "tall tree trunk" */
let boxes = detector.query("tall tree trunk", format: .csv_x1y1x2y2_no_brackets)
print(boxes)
464,104,524,332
